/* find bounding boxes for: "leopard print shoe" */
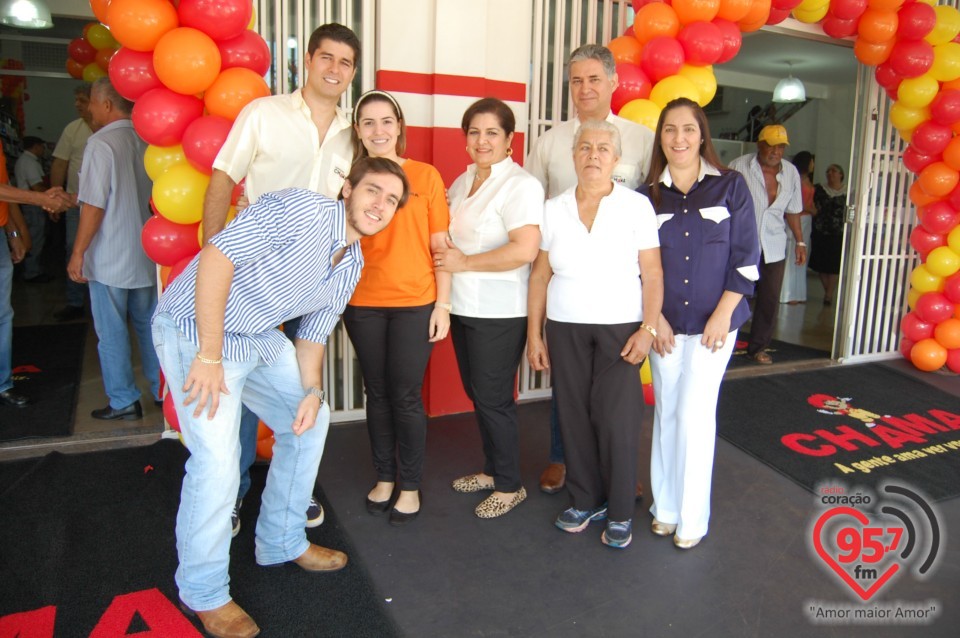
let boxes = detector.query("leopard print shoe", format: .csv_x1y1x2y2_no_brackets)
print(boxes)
451,474,495,493
474,487,527,518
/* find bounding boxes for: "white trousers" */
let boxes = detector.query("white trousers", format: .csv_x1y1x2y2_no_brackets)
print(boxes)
649,330,736,539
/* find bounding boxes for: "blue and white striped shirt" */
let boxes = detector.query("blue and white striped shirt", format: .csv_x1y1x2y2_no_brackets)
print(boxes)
154,188,362,364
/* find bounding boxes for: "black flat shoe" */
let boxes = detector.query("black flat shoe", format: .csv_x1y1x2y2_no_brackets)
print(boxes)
389,491,421,527
0,389,29,408
91,401,143,420
366,496,392,515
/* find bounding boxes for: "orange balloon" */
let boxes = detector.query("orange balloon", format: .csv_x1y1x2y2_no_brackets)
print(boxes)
854,37,895,66
867,0,905,11
66,57,85,79
716,0,753,22
934,317,960,348
944,136,960,171
256,435,275,460
673,0,721,24
203,67,271,121
909,180,942,208
159,264,171,289
91,0,110,23
858,9,899,44
95,46,117,71
911,337,948,370
608,35,643,66
738,0,772,32
634,3,681,43
106,0,178,53
257,420,273,440
919,161,960,197
942,78,960,91
154,28,222,96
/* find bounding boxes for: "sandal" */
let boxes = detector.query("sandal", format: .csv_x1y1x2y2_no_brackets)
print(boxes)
747,351,773,365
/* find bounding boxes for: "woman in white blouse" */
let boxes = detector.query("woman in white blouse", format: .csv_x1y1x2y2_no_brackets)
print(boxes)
433,98,543,519
527,120,663,548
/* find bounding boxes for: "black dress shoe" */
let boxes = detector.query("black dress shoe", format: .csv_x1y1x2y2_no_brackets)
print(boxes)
0,389,29,408
389,491,421,527
91,401,143,420
366,496,392,516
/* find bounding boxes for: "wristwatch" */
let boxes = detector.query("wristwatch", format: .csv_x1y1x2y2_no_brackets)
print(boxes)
306,386,325,406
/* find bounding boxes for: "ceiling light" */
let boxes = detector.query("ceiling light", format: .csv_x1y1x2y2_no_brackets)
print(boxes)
773,62,805,103
0,0,54,28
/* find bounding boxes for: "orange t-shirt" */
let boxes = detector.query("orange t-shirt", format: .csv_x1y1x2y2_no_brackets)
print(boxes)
0,141,9,226
349,158,450,307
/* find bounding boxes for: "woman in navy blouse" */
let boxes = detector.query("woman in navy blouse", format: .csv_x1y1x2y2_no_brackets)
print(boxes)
638,98,760,550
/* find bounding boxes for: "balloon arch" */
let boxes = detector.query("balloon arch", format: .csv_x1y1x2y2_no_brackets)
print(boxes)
86,0,960,374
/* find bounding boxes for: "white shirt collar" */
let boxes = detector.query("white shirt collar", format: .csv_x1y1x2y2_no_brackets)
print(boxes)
658,159,721,187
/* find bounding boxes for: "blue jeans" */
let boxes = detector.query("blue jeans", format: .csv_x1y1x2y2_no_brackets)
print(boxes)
20,205,45,279
64,208,87,308
88,281,161,407
152,314,329,611
0,240,13,393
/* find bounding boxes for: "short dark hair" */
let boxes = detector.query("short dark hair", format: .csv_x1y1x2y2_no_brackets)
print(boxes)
74,83,91,98
342,157,410,209
22,136,44,150
307,23,361,66
460,97,516,136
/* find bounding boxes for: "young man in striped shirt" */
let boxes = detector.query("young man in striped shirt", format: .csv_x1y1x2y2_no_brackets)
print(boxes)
152,157,408,638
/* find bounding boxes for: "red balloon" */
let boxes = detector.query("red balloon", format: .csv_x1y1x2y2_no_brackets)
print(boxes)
677,21,724,65
108,47,162,102
901,310,936,341
915,291,956,323
823,15,860,39
930,90,960,126
944,271,960,303
612,63,652,113
179,0,252,41
902,145,939,173
167,255,194,286
132,87,204,147
947,347,960,373
68,38,97,65
231,179,245,206
766,6,791,24
712,19,742,64
770,0,802,10
162,392,180,432
216,30,271,77
141,215,202,266
830,0,868,20
899,336,915,360
909,225,946,259
920,201,960,235
910,121,953,156
641,36,686,83
887,39,934,79
874,62,901,90
181,115,234,175
897,2,936,41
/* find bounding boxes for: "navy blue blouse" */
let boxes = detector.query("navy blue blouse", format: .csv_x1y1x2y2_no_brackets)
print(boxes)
638,165,760,336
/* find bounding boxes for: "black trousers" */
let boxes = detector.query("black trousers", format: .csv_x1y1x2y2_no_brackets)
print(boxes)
546,320,643,522
450,314,527,492
344,304,434,490
747,256,786,356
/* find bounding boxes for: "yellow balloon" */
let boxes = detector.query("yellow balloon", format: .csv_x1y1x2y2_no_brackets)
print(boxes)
144,145,186,181
930,42,960,82
925,5,960,46
926,246,960,277
907,287,922,309
898,127,913,144
916,0,935,6
797,0,829,10
678,64,717,106
889,101,930,132
650,75,700,109
197,206,237,245
949,224,960,253
640,358,652,385
911,263,945,293
897,74,940,108
152,164,211,225
248,6,257,29
619,98,662,131
82,62,107,82
86,23,118,50
793,4,829,23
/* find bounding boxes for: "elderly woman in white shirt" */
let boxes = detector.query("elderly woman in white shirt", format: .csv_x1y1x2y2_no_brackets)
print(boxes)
527,120,663,548
433,98,543,519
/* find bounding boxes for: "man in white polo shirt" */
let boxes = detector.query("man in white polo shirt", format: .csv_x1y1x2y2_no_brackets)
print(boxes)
202,22,360,536
526,43,654,496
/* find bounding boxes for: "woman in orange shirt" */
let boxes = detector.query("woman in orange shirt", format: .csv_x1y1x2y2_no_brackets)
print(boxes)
344,90,451,525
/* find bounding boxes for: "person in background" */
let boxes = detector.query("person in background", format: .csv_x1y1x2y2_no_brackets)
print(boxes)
641,98,760,550
434,97,543,519
50,83,97,321
204,23,361,536
68,78,161,421
729,125,804,365
527,120,662,549
344,90,451,526
525,43,654,497
13,136,50,283
780,151,815,304
810,164,847,306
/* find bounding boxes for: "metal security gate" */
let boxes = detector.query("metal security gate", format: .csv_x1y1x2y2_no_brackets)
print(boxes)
837,65,917,363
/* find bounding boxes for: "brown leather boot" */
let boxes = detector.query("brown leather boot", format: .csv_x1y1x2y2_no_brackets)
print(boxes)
291,543,348,572
539,462,566,494
182,601,260,638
